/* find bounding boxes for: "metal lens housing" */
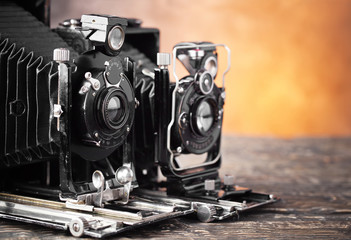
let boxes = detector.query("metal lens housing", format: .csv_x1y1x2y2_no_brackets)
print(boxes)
115,166,134,185
196,70,214,95
204,56,218,78
107,25,125,51
99,87,129,131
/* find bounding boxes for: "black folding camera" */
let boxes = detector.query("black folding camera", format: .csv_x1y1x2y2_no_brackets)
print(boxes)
0,0,277,237
0,6,140,205
156,42,228,196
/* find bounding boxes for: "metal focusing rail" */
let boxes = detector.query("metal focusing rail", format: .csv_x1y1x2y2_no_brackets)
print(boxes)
0,185,277,238
0,193,193,238
131,187,278,223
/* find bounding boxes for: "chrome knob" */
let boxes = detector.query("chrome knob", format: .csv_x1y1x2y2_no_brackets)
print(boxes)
197,205,216,223
204,179,215,191
224,175,234,186
53,48,70,63
157,52,171,68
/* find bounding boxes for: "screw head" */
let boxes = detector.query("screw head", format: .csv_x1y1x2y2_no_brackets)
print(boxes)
85,72,92,79
80,85,89,94
93,81,100,89
73,223,80,232
53,104,63,118
176,146,182,153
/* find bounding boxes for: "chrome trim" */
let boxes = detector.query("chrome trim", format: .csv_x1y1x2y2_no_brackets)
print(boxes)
203,55,218,78
107,25,125,51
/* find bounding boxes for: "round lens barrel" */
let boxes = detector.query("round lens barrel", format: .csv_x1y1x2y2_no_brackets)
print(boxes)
98,88,129,131
196,70,214,95
108,26,125,51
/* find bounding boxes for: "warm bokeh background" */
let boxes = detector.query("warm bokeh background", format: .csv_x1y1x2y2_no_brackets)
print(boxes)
51,0,351,137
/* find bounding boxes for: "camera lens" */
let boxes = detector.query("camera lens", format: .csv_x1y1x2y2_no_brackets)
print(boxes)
196,101,214,133
98,88,129,131
191,98,218,137
196,70,214,95
106,96,124,123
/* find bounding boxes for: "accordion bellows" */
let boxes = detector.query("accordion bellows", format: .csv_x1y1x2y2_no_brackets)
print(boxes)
0,4,76,167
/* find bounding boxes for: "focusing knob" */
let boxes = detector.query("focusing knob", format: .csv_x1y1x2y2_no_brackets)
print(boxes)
204,179,216,191
53,48,70,62
197,205,217,223
69,217,89,237
157,53,171,67
224,175,234,187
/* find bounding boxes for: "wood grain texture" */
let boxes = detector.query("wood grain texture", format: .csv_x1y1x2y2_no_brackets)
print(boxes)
1,136,350,239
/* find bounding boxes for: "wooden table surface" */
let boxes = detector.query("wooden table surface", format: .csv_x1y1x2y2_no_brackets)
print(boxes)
0,136,350,239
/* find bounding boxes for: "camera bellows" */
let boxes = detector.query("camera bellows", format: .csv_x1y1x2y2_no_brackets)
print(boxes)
0,4,76,167
0,40,59,167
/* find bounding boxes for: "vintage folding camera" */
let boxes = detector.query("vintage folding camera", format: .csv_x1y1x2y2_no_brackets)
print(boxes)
0,2,183,237
126,42,278,223
0,12,139,204
0,0,277,238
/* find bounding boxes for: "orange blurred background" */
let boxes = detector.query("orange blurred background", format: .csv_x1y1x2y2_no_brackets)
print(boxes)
51,0,351,137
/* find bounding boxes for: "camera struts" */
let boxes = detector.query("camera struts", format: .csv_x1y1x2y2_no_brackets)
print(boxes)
0,1,278,238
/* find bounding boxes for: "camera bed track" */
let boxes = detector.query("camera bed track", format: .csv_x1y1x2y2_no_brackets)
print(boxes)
0,192,193,238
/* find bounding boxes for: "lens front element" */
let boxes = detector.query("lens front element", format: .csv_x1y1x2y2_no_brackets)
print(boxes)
196,101,214,133
191,98,218,137
106,96,124,124
98,87,129,131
